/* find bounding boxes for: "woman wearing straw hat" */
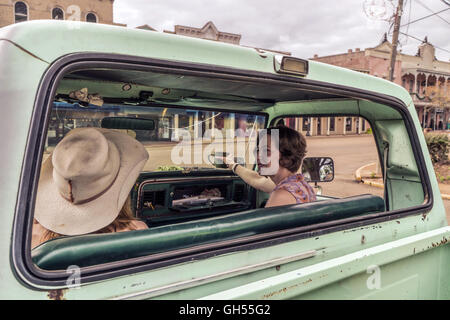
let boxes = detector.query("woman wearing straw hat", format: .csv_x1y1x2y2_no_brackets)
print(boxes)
32,127,149,248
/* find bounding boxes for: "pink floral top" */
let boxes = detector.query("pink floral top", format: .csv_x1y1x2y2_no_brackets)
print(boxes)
273,173,317,204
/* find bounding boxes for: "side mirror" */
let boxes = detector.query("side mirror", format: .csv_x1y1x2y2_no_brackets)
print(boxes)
302,157,334,183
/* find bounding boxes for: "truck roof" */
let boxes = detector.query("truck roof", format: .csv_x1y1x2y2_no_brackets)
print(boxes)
0,20,412,105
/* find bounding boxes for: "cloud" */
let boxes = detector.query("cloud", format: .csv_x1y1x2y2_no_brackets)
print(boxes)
114,0,450,61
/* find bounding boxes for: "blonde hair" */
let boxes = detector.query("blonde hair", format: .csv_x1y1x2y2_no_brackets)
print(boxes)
36,196,139,245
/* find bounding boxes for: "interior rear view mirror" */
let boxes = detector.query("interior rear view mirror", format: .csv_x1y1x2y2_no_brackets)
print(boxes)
101,117,155,131
302,157,334,183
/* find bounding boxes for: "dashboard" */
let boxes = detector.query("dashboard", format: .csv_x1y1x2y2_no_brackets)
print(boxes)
133,170,254,226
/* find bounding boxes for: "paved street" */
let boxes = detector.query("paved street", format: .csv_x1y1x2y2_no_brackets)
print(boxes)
137,134,449,222
305,135,384,198
306,134,450,223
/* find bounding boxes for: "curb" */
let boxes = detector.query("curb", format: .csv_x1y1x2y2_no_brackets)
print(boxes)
354,162,377,182
362,180,385,189
355,164,450,200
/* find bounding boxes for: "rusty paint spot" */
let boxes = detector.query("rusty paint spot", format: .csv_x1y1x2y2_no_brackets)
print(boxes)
130,281,146,288
262,278,313,299
396,221,400,224
275,265,281,271
343,225,381,234
430,237,448,248
47,289,66,300
361,235,366,244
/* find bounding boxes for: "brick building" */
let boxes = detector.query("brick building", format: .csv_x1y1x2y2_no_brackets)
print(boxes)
282,116,369,137
164,21,242,45
0,0,122,28
312,34,450,131
163,21,291,56
312,34,403,83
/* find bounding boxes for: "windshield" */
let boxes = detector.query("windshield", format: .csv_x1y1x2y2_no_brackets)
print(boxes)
45,102,266,172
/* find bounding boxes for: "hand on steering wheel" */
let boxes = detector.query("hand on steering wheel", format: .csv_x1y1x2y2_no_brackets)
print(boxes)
222,154,236,168
215,154,235,169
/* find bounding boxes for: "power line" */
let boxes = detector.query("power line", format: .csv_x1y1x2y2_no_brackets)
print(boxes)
400,7,450,27
403,0,412,45
414,0,450,25
399,31,450,53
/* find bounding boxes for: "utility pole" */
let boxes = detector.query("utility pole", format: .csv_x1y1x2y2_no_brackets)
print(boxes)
389,0,404,82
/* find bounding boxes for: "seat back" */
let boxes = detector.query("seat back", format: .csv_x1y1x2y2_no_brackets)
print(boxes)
32,194,385,270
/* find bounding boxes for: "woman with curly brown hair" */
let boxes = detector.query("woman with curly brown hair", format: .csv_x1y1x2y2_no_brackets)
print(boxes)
225,125,316,207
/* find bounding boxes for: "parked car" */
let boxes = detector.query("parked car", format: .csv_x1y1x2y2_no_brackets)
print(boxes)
0,20,448,300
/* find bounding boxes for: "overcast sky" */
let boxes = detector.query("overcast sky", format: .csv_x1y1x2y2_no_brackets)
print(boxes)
114,0,450,61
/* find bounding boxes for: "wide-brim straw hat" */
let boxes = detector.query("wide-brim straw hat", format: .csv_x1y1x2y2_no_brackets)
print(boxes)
35,127,148,236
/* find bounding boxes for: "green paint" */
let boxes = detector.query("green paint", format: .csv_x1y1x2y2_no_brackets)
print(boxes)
0,21,448,300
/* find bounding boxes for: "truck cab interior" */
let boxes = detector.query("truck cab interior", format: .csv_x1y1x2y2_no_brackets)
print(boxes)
30,64,426,271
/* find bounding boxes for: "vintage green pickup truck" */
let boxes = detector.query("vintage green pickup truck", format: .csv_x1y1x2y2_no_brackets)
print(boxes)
0,20,448,300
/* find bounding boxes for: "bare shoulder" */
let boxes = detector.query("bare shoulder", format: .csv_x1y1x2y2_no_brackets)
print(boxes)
116,220,148,232
132,220,148,230
265,189,296,208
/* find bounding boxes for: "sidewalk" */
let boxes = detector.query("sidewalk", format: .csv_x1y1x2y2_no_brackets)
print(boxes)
355,162,450,200
306,133,372,139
